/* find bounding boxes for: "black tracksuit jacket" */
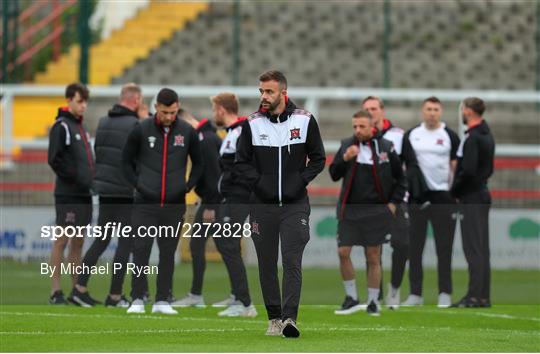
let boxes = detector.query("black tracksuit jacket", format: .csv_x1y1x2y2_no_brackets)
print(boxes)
194,118,222,208
218,117,251,202
48,108,94,196
235,99,326,205
451,120,495,198
122,115,204,206
329,135,407,220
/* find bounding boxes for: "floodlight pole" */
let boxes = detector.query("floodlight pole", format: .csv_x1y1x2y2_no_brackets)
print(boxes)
232,0,241,86
382,0,391,88
78,0,90,84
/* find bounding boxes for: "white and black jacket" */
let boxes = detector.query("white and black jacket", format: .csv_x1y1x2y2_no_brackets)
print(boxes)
218,116,250,202
235,99,326,205
329,135,407,220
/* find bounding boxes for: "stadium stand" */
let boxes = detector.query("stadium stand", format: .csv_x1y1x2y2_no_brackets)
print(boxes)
1,0,538,209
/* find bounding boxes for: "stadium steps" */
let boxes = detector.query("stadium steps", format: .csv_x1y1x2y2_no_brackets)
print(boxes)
33,1,209,85
11,1,209,144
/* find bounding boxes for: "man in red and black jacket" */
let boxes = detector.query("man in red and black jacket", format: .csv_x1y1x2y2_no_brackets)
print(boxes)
236,71,325,337
47,83,94,305
329,110,407,316
122,88,203,315
363,96,409,306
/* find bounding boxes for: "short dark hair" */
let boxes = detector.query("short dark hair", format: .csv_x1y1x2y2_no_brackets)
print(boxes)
353,110,372,120
463,97,486,116
362,96,384,108
259,70,287,89
156,88,179,106
65,83,89,101
423,96,442,105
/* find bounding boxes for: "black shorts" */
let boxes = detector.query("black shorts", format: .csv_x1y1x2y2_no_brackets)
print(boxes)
55,195,93,227
337,211,392,247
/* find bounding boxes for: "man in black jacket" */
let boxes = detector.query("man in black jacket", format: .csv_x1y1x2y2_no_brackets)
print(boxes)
401,97,460,308
236,71,325,337
71,83,145,308
47,83,93,305
330,110,407,317
123,88,204,315
451,97,495,308
362,96,409,307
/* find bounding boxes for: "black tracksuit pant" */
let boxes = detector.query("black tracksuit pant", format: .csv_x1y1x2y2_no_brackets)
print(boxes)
250,200,310,321
78,197,145,296
388,203,410,290
409,191,456,296
460,188,491,300
189,201,252,306
130,203,184,302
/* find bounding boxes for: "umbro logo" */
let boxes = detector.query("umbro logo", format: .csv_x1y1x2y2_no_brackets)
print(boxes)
259,134,268,141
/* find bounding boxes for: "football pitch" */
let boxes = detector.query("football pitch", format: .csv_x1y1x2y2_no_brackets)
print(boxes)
1,260,539,352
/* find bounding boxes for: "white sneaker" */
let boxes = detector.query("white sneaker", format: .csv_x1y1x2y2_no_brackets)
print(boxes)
127,299,145,314
266,319,283,336
170,293,206,308
385,284,400,309
438,292,452,308
218,303,257,317
151,301,178,315
402,294,424,306
212,294,236,308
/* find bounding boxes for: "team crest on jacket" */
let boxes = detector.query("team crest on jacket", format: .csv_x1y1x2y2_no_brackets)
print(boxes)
251,221,260,235
378,152,389,163
148,136,156,148
436,138,444,145
290,128,301,140
174,134,185,147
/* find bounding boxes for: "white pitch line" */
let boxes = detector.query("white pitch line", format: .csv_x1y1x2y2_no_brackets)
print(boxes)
0,326,538,337
0,311,265,324
397,308,540,322
304,305,540,322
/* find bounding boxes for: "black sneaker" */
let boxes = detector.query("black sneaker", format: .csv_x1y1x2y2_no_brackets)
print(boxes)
366,300,380,316
479,298,491,308
451,296,479,308
69,288,100,307
49,290,68,305
281,318,300,338
105,295,131,308
334,296,363,315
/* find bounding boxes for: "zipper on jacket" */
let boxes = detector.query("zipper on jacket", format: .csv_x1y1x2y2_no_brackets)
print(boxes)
78,125,94,175
277,114,283,206
160,130,169,207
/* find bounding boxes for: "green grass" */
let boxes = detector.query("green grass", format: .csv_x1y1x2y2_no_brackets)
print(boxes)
1,260,539,352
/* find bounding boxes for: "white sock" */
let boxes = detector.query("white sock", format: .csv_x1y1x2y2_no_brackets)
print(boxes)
368,288,380,304
390,285,399,297
343,279,358,301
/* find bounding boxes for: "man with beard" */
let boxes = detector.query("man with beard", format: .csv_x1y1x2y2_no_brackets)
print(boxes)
330,110,407,316
123,88,203,315
451,97,495,308
236,71,325,337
